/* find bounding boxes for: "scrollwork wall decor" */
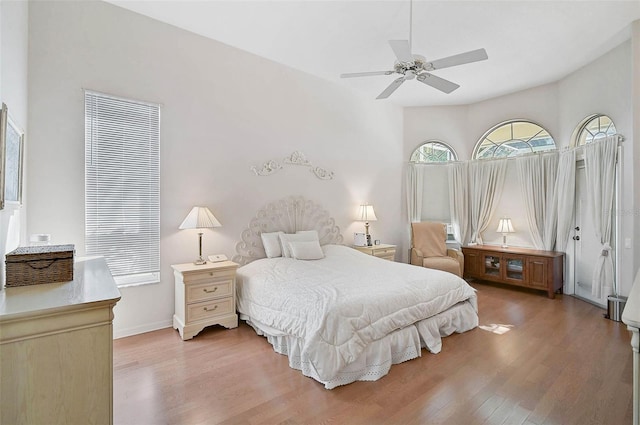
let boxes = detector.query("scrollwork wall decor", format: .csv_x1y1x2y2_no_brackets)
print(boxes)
251,150,334,180
250,160,282,176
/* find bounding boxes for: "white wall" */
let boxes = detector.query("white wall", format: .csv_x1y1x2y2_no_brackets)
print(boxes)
0,0,28,286
27,1,403,338
404,38,637,296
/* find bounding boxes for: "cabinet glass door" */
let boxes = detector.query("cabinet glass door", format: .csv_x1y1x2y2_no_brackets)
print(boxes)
483,255,501,277
504,255,525,283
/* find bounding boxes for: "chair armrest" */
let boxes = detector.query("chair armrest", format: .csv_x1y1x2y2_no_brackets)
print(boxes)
410,248,424,266
447,249,464,276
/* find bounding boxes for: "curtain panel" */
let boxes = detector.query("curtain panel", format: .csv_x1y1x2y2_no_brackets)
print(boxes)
555,149,576,252
468,159,508,245
584,135,618,298
516,153,559,250
448,162,470,244
406,163,424,223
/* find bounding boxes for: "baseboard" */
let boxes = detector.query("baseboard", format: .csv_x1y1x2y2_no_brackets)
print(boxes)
114,319,173,339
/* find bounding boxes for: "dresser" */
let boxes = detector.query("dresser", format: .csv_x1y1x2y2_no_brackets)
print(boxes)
0,257,121,425
352,244,396,261
622,270,640,425
461,245,564,298
172,260,239,340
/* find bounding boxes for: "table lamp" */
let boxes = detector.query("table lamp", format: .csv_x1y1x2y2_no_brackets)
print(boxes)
496,217,515,248
179,206,222,265
357,204,377,246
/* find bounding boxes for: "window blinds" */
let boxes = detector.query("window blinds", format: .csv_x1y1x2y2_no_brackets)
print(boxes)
85,91,160,284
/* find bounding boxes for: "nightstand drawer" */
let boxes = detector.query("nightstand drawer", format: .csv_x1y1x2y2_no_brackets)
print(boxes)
182,267,236,284
373,248,395,258
353,244,397,261
187,297,234,322
187,279,233,303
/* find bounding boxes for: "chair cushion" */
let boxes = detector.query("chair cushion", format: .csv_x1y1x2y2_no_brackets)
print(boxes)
411,222,447,257
423,256,461,277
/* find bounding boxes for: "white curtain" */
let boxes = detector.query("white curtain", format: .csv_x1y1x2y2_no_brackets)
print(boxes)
516,153,559,250
448,162,470,244
406,163,424,222
469,159,508,244
555,149,576,252
584,136,618,298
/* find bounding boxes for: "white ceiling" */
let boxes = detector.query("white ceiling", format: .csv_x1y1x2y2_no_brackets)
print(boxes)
106,0,640,107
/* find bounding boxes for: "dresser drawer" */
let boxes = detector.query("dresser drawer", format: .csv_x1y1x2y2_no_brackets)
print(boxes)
187,279,233,303
187,297,234,323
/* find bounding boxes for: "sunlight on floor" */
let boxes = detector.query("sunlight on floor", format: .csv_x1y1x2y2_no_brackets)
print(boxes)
479,324,514,334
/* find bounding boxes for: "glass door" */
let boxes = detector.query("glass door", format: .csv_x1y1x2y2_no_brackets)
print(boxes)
504,254,525,285
483,255,501,279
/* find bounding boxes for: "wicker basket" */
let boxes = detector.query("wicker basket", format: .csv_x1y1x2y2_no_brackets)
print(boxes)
5,245,75,287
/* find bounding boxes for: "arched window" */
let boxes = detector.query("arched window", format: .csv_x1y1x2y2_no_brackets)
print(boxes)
410,140,458,163
473,120,556,159
571,114,617,147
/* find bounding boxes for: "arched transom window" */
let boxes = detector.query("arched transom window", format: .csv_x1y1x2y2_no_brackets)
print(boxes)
410,140,458,163
572,114,617,147
473,120,556,159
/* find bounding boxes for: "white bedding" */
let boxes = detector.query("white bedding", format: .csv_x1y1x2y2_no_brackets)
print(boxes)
236,244,478,387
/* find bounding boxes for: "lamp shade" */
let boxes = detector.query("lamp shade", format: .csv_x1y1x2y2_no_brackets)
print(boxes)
179,206,222,230
357,204,377,222
496,217,514,233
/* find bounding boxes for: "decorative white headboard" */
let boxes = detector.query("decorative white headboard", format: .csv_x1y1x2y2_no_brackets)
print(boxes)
232,196,344,266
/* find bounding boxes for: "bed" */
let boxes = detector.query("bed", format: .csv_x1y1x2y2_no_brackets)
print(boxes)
232,197,478,389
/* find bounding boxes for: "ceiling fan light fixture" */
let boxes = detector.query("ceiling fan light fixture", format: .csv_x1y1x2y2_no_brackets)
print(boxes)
404,70,416,80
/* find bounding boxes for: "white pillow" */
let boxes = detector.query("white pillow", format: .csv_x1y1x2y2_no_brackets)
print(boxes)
279,231,319,258
261,231,284,258
289,241,324,260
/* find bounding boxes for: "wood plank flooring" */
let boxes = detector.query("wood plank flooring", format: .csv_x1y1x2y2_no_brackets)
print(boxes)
113,281,634,425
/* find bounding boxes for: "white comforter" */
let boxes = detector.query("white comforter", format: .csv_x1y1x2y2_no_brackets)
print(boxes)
236,244,477,382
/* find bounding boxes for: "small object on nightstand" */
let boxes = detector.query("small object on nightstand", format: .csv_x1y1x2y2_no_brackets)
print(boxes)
354,232,367,247
353,243,396,261
208,254,228,263
172,260,239,340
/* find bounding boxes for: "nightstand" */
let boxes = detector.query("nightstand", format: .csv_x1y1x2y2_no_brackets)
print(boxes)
352,244,397,261
172,260,239,340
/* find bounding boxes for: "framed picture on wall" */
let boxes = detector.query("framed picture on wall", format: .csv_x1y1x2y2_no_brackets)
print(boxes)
3,107,24,206
0,103,7,210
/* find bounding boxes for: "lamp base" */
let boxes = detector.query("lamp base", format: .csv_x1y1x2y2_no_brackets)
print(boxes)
501,234,508,248
194,232,206,265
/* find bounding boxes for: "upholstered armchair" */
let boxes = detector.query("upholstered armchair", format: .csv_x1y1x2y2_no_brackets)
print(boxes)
410,222,464,277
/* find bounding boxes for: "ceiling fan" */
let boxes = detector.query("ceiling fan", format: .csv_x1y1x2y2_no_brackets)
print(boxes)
340,1,488,99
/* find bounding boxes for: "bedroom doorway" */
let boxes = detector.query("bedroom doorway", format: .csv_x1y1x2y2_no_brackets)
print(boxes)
572,162,616,308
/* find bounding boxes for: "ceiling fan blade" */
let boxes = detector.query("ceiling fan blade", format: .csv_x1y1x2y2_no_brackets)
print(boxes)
417,73,460,94
376,77,405,99
389,40,414,63
340,70,395,78
429,48,488,70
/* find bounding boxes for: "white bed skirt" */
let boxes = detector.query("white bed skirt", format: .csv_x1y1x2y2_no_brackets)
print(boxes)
241,299,478,389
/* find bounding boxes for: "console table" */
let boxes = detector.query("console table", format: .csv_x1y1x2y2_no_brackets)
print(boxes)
461,245,564,298
0,257,121,424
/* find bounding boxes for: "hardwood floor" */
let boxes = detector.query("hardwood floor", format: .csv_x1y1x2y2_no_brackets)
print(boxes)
113,281,634,425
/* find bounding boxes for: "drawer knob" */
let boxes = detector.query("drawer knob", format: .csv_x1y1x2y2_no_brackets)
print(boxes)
209,272,214,276
204,305,218,312
203,287,218,293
